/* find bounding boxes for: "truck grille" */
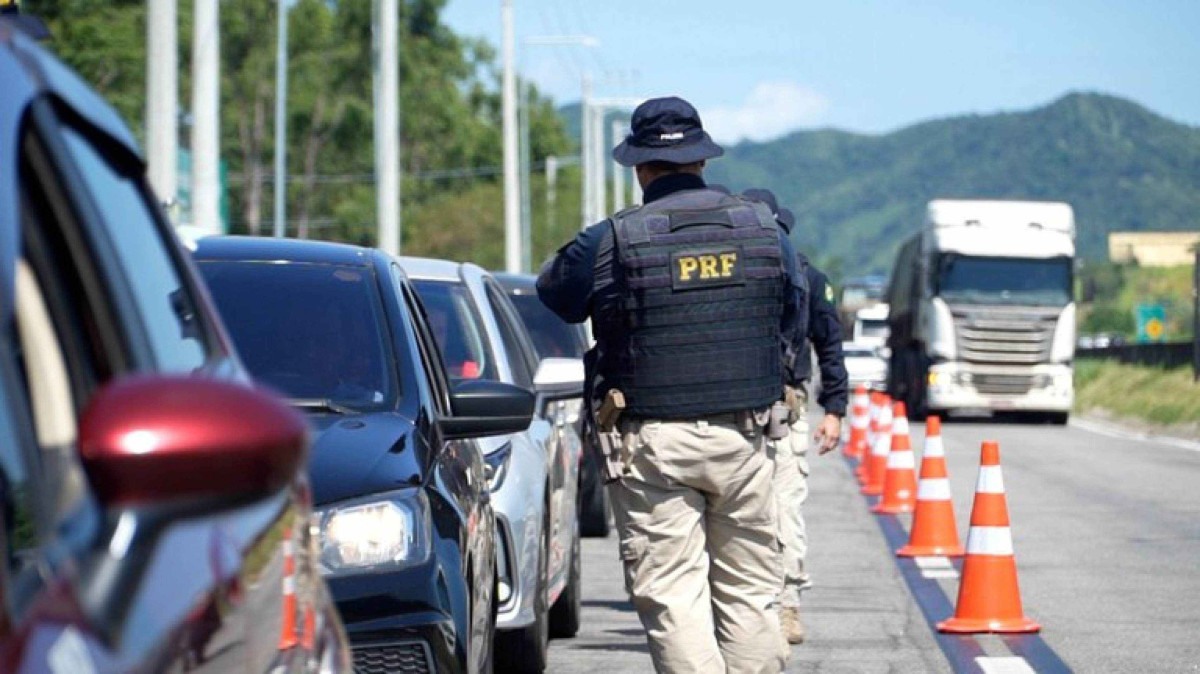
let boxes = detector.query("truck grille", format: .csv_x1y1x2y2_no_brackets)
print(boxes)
973,373,1035,395
353,641,432,674
951,307,1061,366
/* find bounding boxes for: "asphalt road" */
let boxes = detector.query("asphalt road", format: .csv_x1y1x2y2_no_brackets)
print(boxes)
546,413,1200,673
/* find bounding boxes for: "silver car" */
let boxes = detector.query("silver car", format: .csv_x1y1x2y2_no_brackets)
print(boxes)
402,257,583,673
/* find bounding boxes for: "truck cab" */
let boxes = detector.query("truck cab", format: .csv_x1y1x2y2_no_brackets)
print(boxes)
886,200,1076,423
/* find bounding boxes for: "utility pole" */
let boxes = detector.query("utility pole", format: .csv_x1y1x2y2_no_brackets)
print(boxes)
272,0,289,238
589,102,605,222
374,0,400,255
545,155,558,241
611,118,626,212
587,98,641,222
580,74,592,230
146,0,177,210
501,0,520,272
191,0,220,236
520,35,597,268
519,80,532,272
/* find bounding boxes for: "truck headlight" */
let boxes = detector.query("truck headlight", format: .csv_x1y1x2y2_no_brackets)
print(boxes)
316,490,429,575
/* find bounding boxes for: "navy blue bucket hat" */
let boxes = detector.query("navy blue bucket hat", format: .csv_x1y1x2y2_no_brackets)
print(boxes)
612,96,724,167
742,188,796,232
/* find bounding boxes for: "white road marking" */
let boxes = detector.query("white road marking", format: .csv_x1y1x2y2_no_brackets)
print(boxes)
1070,418,1200,453
914,555,959,579
976,656,1036,674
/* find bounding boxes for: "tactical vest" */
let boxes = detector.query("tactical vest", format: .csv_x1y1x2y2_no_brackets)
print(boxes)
605,188,788,418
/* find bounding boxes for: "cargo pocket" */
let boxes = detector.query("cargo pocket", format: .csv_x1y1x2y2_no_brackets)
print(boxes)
618,534,648,595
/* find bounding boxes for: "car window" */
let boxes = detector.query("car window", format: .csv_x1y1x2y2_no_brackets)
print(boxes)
198,260,398,409
394,267,451,415
506,291,586,359
484,281,536,389
55,125,208,373
411,280,497,381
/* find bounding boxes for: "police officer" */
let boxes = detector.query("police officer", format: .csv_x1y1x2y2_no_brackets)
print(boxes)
538,96,807,674
742,189,848,644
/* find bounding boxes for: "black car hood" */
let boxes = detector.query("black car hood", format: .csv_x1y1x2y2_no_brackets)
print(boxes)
306,412,429,506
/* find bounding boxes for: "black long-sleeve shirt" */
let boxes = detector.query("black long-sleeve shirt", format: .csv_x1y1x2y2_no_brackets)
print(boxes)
791,260,848,416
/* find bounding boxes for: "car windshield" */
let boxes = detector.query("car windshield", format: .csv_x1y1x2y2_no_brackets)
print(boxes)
198,260,397,410
411,280,498,380
934,255,1072,307
858,319,888,339
506,293,586,359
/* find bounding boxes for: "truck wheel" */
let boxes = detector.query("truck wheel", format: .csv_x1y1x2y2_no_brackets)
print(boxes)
1044,412,1069,425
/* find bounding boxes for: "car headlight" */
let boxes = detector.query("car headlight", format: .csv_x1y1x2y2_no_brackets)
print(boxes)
316,490,429,575
483,441,513,492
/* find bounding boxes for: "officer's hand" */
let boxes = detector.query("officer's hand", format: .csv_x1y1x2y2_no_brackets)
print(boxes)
814,414,841,455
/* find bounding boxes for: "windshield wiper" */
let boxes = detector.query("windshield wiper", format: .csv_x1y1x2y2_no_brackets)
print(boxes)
286,398,359,415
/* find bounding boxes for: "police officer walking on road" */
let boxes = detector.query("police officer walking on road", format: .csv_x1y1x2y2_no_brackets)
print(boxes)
538,96,807,674
742,189,848,645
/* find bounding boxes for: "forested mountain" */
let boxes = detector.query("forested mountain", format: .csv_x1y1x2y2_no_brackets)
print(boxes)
702,93,1200,277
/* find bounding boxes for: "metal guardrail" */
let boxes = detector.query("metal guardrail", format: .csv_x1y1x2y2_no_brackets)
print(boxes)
1077,341,1195,370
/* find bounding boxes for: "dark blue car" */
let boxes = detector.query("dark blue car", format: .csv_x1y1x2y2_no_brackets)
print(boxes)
195,236,534,673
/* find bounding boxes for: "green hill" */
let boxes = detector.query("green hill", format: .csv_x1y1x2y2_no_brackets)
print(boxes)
701,92,1200,277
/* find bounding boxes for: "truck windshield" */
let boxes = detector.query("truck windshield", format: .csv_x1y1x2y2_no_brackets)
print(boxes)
934,255,1072,306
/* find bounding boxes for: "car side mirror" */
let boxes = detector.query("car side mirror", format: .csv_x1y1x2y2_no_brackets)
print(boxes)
441,379,535,440
78,376,308,507
533,357,584,401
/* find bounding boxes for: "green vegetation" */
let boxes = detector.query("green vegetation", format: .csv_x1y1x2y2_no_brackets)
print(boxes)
27,0,582,264
1075,359,1200,426
705,93,1200,279
1077,262,1194,340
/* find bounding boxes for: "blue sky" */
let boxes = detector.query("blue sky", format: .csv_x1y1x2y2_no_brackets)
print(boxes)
442,1,1200,144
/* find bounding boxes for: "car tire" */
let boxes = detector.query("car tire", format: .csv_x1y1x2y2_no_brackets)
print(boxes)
578,471,610,538
1044,412,1069,425
495,512,549,673
549,519,581,638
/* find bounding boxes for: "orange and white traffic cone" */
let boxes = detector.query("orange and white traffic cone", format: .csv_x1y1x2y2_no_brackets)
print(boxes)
897,416,964,557
938,441,1040,633
857,391,883,482
278,525,300,650
872,401,917,514
860,398,892,496
844,384,870,460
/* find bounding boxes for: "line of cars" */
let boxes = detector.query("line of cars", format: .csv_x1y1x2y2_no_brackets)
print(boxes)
1,16,600,674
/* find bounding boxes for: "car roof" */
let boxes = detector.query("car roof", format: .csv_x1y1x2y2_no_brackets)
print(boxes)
492,272,536,294
1,20,142,324
193,235,378,267
398,255,488,284
0,21,138,154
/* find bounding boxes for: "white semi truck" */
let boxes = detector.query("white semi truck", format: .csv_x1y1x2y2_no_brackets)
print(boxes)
885,199,1076,423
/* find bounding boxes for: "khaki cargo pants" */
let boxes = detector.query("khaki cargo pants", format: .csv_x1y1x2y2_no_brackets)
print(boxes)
771,390,811,609
608,416,789,674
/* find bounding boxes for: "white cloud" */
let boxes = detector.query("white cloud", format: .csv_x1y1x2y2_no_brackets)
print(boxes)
703,82,830,145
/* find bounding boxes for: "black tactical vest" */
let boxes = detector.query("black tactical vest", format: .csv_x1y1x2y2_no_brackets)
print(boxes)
604,188,788,418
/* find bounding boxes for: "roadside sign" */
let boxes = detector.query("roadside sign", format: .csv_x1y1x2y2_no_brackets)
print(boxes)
1135,303,1167,343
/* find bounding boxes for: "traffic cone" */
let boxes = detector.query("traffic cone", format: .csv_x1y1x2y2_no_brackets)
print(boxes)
278,525,300,650
844,384,870,459
872,402,917,513
897,416,964,557
860,398,892,495
856,391,883,482
938,441,1040,633
300,604,316,650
